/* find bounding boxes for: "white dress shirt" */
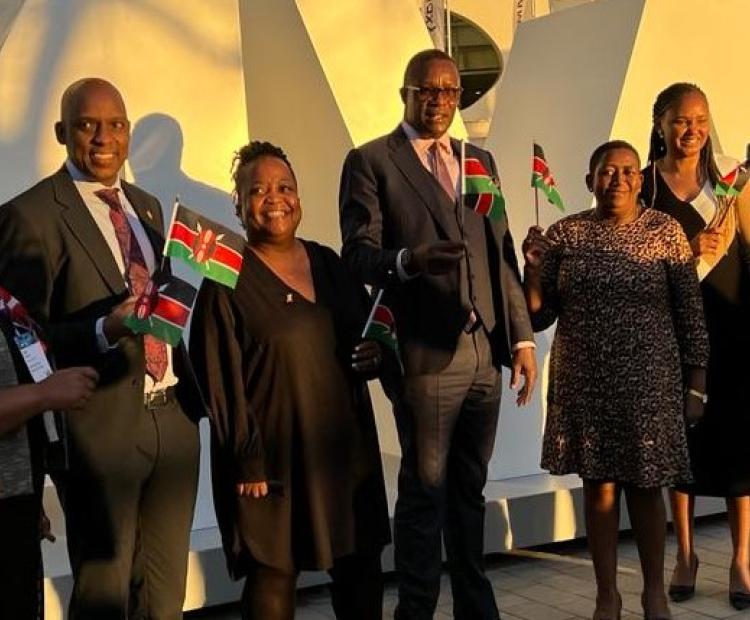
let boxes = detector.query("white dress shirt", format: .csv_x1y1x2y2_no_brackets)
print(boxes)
65,160,178,392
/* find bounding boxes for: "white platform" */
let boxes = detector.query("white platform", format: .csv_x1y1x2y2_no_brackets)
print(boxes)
41,461,726,619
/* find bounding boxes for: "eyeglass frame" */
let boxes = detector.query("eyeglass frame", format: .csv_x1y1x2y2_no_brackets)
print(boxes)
402,85,464,102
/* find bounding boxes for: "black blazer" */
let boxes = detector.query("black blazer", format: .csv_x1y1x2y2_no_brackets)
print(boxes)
339,126,534,375
0,167,205,468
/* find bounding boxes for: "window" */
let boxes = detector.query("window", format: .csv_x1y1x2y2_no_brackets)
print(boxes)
449,13,502,110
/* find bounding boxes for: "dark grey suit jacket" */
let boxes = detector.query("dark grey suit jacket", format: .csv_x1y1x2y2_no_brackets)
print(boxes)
0,167,205,471
339,126,534,375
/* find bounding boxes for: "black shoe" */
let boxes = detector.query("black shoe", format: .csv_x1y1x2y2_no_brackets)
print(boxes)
668,556,698,603
729,590,750,611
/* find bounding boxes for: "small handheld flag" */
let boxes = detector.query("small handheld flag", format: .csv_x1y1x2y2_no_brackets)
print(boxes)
361,289,403,373
714,160,750,198
532,143,565,223
124,274,197,346
462,154,505,221
710,159,750,231
164,202,245,289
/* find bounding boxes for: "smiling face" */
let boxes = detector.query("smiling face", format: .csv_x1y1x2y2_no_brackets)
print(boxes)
658,91,710,160
237,155,301,244
589,147,643,216
402,58,460,139
55,80,130,186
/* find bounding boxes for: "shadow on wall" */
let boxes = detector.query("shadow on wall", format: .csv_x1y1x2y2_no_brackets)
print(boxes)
0,0,241,204
129,112,237,231
0,0,24,52
129,113,238,534
129,112,240,293
0,2,78,201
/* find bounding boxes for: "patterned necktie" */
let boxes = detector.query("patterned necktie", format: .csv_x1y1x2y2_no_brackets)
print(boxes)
95,188,168,382
429,141,456,201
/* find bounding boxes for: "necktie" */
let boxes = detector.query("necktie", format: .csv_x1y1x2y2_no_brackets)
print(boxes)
95,188,168,382
429,141,456,201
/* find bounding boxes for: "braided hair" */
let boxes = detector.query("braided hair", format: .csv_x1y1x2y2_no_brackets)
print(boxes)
647,83,720,208
231,141,296,224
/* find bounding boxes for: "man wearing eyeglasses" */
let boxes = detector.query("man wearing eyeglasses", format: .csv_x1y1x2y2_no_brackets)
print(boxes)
339,49,537,619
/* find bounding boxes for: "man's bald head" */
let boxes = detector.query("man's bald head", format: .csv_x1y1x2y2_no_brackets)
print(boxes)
55,78,130,186
59,78,126,122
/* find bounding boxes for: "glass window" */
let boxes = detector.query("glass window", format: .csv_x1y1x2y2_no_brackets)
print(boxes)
449,13,502,110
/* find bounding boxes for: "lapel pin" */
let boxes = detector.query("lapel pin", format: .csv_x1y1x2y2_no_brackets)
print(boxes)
285,293,293,304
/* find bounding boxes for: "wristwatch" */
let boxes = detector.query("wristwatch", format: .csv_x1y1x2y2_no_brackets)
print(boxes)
686,388,708,404
400,248,415,274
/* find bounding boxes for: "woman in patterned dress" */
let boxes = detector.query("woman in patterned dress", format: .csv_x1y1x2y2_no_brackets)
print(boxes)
641,83,750,610
523,141,708,620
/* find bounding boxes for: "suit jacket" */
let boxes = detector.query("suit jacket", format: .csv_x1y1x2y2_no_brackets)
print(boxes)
0,167,205,471
339,126,534,375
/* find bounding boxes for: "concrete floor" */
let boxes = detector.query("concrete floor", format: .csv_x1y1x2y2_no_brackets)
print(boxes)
186,515,750,619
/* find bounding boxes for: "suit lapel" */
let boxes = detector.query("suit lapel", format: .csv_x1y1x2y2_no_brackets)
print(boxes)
388,127,461,240
53,169,125,294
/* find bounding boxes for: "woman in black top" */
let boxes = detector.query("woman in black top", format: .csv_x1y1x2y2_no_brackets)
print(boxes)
642,82,750,610
190,142,390,620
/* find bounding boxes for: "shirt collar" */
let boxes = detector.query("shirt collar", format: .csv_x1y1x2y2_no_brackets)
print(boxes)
401,122,453,157
65,159,123,193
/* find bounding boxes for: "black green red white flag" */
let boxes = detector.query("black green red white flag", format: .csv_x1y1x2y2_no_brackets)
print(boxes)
715,160,750,198
461,144,505,221
532,143,565,212
124,274,197,346
164,203,245,289
361,289,403,373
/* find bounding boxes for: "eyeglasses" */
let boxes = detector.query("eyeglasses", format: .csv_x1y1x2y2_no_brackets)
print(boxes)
403,85,463,102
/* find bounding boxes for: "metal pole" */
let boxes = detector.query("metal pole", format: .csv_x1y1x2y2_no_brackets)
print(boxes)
445,0,451,56
533,144,540,226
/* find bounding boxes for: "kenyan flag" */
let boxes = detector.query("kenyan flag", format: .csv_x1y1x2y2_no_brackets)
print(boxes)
124,275,197,346
463,157,505,221
365,304,398,354
362,292,403,373
165,204,245,288
532,143,565,211
715,160,750,198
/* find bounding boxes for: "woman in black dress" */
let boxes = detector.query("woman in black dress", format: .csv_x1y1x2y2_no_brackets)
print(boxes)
642,82,750,610
0,287,97,619
189,142,390,620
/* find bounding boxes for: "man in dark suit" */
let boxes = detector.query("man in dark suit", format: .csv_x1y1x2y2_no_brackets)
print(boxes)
339,50,537,619
0,78,203,619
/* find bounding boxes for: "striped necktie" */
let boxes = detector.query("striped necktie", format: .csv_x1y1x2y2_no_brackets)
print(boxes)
95,188,168,382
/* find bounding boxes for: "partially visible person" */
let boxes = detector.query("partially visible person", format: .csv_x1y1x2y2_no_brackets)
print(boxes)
0,78,205,619
0,286,98,620
523,141,708,620
642,82,750,610
190,141,390,620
